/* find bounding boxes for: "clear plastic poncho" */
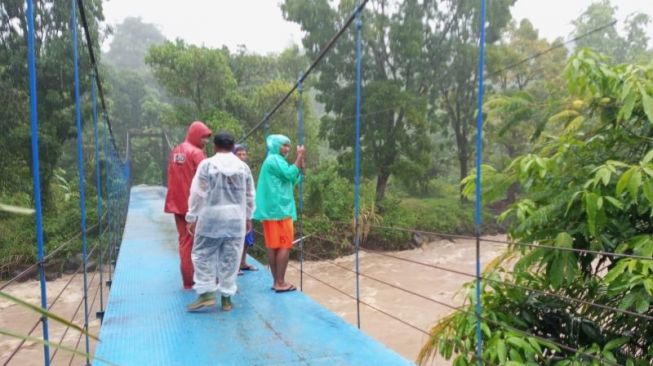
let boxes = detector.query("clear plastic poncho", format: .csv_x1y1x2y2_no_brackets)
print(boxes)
186,152,255,238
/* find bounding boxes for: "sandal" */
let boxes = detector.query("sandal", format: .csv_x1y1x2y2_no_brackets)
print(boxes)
274,284,297,293
221,296,233,312
240,264,258,271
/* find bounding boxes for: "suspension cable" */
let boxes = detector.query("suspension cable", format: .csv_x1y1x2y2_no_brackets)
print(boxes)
75,0,121,160
239,0,370,142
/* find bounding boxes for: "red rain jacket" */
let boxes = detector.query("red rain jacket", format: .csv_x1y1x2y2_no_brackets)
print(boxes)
164,121,212,215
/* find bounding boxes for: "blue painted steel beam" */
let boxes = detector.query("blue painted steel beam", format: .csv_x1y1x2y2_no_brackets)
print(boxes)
25,0,51,364
353,1,364,330
297,74,305,291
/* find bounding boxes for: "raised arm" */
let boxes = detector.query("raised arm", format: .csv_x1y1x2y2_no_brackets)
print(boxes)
270,146,305,184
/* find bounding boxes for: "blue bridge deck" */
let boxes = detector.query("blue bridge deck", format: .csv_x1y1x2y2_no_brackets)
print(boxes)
94,186,412,366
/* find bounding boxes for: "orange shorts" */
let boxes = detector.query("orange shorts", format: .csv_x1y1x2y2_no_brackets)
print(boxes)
262,218,294,249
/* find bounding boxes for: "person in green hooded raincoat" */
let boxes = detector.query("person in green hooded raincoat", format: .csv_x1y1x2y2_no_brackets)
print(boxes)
253,134,305,292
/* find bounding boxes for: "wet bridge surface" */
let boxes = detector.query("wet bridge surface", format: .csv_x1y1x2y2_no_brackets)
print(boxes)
94,186,412,366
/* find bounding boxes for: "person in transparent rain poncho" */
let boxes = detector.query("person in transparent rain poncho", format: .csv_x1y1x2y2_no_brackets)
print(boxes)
185,132,255,312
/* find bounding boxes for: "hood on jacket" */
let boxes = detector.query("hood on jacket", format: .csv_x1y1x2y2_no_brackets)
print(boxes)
185,121,212,148
212,152,247,177
266,134,291,155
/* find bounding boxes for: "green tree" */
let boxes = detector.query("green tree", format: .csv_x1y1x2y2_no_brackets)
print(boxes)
229,44,307,92
572,0,651,64
483,19,568,167
0,0,104,202
282,0,514,202
103,17,174,185
105,17,166,72
424,0,515,188
241,79,319,168
0,64,29,193
1,0,113,273
145,39,236,119
488,19,567,92
224,45,310,145
105,68,174,134
420,50,653,366
283,0,430,203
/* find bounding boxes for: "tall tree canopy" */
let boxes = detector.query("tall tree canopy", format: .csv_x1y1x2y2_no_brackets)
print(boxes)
483,19,568,166
105,17,166,72
145,39,236,120
282,0,515,202
572,0,651,63
0,0,104,201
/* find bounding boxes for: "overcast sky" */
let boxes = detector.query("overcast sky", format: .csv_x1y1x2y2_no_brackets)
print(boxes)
102,0,653,54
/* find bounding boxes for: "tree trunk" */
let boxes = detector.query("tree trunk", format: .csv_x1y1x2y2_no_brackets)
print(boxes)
458,139,468,199
442,87,471,202
449,109,469,201
375,168,391,204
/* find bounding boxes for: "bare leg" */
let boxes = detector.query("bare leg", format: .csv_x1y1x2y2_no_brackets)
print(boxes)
267,248,278,287
240,246,248,268
274,248,291,289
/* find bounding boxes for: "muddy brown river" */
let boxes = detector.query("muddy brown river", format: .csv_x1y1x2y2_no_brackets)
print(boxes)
286,236,506,365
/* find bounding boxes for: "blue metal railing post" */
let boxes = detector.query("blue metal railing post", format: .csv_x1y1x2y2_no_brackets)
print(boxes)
474,0,488,364
297,73,305,291
353,2,363,329
91,71,105,319
26,0,51,364
71,1,91,363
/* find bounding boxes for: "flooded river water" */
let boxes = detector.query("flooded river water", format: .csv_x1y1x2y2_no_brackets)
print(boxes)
286,235,507,365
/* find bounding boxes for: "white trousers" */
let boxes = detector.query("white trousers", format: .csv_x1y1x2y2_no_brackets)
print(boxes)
192,235,244,296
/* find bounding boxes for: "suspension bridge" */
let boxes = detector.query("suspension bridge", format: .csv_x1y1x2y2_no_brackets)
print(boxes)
2,0,650,365
91,186,410,365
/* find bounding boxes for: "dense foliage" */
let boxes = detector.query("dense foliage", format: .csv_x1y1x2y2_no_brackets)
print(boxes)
419,50,653,366
0,0,107,275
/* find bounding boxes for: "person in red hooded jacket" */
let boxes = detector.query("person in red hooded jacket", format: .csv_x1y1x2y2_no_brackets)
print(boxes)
164,121,212,289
